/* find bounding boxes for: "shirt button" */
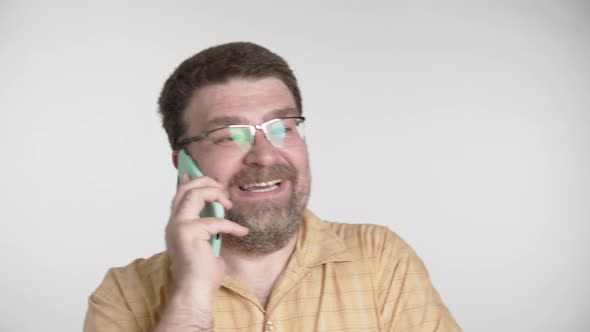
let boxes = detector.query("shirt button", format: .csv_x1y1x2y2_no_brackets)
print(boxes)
267,320,274,331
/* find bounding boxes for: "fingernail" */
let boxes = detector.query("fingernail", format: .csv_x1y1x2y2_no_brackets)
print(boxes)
182,173,190,183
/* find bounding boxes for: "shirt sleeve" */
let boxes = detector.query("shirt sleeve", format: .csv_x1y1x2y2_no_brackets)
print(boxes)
83,269,143,332
375,229,462,332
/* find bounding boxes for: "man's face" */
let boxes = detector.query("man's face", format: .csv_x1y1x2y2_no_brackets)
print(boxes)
180,77,311,254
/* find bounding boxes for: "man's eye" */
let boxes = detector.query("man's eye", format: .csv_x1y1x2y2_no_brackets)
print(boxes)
213,136,235,144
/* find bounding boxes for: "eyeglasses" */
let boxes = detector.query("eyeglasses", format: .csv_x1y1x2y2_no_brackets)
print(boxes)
176,116,306,152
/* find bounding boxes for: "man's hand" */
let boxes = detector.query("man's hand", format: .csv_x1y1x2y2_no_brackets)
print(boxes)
155,173,249,331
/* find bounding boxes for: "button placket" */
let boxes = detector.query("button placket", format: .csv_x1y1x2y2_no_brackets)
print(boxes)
266,320,274,331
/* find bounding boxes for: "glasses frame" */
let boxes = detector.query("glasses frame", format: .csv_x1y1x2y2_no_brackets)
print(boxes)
176,116,306,149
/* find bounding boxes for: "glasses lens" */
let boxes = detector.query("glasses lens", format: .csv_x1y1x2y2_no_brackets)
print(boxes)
265,118,305,148
229,127,253,152
209,126,252,151
267,120,288,148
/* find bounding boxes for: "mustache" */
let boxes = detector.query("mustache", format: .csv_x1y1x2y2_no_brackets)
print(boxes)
229,164,296,187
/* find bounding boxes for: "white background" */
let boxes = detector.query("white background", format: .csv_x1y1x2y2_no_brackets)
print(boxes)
1,1,589,331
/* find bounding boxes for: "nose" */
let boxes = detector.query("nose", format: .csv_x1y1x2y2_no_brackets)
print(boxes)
243,129,280,166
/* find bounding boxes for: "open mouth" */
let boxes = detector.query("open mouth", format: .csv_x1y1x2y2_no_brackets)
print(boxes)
239,179,283,193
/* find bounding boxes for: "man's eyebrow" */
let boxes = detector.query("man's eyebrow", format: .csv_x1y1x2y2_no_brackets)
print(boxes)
206,116,247,128
205,108,299,129
270,107,299,118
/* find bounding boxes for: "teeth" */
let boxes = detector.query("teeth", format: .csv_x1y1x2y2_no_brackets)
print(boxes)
242,179,282,191
247,185,279,193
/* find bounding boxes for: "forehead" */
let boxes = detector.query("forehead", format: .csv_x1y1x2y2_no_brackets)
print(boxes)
183,77,298,133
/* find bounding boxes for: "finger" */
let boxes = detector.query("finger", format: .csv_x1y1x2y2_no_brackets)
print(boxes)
172,187,233,223
168,218,249,241
178,176,224,192
173,177,228,212
180,172,190,184
178,185,233,211
197,217,249,237
173,176,227,210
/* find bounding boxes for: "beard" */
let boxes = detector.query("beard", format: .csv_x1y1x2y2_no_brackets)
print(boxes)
223,164,310,256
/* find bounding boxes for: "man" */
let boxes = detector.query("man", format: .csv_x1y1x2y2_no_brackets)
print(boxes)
84,42,461,331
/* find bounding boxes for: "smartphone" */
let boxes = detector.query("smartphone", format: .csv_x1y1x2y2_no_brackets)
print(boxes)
177,149,224,256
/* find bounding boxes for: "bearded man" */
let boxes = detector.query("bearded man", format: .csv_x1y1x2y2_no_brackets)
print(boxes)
84,42,461,332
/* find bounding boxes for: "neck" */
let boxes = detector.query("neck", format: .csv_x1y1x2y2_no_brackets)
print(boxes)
221,232,298,307
223,232,297,273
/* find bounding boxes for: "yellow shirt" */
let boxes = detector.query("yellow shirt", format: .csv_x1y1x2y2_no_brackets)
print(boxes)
84,210,461,331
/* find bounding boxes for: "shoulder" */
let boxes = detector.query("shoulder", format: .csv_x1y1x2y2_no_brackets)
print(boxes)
85,252,169,330
93,251,170,305
105,251,169,283
316,216,413,263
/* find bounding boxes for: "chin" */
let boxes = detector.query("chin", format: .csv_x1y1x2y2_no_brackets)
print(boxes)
224,183,309,255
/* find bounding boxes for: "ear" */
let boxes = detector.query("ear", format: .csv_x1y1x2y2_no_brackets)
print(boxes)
172,150,179,169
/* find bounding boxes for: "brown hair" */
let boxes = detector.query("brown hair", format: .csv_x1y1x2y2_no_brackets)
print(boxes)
158,42,302,149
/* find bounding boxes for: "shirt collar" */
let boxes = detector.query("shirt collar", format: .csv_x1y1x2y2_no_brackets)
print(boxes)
291,209,353,268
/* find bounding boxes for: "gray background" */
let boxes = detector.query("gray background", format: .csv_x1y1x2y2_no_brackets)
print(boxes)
1,0,589,331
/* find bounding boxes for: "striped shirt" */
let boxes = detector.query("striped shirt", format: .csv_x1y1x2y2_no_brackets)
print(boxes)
84,210,461,331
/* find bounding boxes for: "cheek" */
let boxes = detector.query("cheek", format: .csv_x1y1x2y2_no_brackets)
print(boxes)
286,148,311,179
190,149,242,186
202,161,240,186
